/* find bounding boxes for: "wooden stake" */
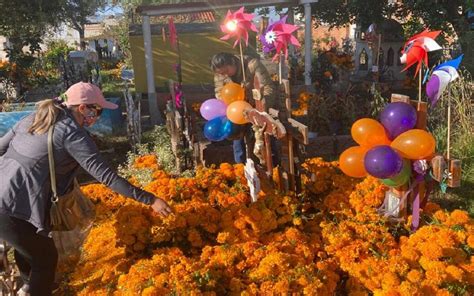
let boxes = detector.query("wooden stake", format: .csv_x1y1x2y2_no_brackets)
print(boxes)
278,55,283,85
375,33,382,82
239,42,246,82
418,64,423,103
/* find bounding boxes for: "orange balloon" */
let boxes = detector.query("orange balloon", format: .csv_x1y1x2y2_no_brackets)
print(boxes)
351,118,391,148
391,129,436,160
220,82,245,105
339,146,368,178
227,101,252,125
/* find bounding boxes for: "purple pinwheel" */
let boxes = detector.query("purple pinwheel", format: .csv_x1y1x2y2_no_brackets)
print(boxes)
260,15,287,54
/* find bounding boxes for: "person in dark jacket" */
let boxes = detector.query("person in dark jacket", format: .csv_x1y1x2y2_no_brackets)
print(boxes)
0,82,172,296
211,52,278,164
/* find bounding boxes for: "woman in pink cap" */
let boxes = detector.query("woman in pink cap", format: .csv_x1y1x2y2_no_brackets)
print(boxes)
0,82,172,296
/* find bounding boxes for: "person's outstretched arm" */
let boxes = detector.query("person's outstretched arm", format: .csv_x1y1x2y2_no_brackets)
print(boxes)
64,128,172,216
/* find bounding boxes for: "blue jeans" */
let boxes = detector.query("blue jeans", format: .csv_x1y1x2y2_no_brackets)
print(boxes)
233,138,247,164
233,136,279,166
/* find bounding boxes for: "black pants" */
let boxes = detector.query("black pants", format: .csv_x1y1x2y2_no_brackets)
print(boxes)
0,213,57,296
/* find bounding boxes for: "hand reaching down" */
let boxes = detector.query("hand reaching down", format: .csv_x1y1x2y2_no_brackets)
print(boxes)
151,198,173,217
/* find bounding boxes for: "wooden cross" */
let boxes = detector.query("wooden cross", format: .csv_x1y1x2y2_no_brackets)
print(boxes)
242,76,286,184
243,77,308,193
165,79,197,173
277,79,309,193
385,94,428,217
123,80,141,152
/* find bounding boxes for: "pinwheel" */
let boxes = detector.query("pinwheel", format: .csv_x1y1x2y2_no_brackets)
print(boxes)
426,55,463,106
260,15,287,54
400,29,442,77
220,7,257,47
260,16,300,61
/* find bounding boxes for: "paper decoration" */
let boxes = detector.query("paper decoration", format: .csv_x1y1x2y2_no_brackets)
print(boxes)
426,55,463,106
400,29,442,77
168,17,177,50
244,159,260,203
220,7,257,47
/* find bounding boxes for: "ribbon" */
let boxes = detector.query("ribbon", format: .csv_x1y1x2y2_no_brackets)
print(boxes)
378,173,431,231
411,188,420,231
174,83,183,108
377,179,418,220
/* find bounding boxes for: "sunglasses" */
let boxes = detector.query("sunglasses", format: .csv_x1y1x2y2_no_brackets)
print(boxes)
86,104,103,117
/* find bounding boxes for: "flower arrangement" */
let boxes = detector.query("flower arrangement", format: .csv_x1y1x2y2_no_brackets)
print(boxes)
292,91,316,116
61,153,473,295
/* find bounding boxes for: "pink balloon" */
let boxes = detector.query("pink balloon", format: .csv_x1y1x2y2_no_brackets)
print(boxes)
200,99,227,121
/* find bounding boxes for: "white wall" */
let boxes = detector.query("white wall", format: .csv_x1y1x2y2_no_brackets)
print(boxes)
42,23,81,51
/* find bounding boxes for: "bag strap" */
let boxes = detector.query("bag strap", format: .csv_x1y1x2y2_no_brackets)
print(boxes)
47,125,58,203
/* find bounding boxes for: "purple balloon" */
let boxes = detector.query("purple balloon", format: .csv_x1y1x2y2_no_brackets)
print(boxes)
364,145,403,179
200,99,227,121
380,102,417,140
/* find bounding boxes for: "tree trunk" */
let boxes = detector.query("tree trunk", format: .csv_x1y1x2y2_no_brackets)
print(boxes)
78,28,86,50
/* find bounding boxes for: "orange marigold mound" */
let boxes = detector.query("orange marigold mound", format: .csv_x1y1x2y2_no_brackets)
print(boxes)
63,157,472,295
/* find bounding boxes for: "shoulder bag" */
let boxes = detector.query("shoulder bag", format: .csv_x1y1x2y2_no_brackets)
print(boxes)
48,124,95,231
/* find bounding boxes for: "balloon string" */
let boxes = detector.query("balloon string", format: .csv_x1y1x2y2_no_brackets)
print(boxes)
239,42,246,83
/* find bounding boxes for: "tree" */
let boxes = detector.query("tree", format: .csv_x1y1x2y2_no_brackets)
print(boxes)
0,0,64,58
310,0,472,40
0,0,64,94
61,0,108,49
309,0,474,72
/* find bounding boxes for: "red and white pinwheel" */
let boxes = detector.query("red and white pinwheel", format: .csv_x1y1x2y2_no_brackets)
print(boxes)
400,29,442,77
220,7,257,47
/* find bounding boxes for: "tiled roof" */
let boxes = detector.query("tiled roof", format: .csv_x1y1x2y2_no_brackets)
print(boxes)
152,11,216,24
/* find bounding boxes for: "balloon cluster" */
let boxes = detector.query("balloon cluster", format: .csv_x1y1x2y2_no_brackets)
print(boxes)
339,102,436,187
200,83,252,141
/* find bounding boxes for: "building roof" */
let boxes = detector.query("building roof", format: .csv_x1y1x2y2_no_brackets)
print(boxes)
136,1,304,16
152,11,216,24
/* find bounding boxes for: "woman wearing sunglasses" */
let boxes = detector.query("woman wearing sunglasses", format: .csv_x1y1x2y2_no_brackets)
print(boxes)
0,82,172,295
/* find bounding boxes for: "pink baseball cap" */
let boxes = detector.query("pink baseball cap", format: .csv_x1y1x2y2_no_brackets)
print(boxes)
64,82,118,109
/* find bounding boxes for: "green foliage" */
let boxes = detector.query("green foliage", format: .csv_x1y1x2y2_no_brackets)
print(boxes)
151,126,177,175
305,89,359,136
428,70,474,182
310,0,397,29
307,0,474,76
43,40,75,72
0,0,64,56
109,14,133,67
118,143,155,187
428,70,474,215
62,0,107,45
118,126,178,186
